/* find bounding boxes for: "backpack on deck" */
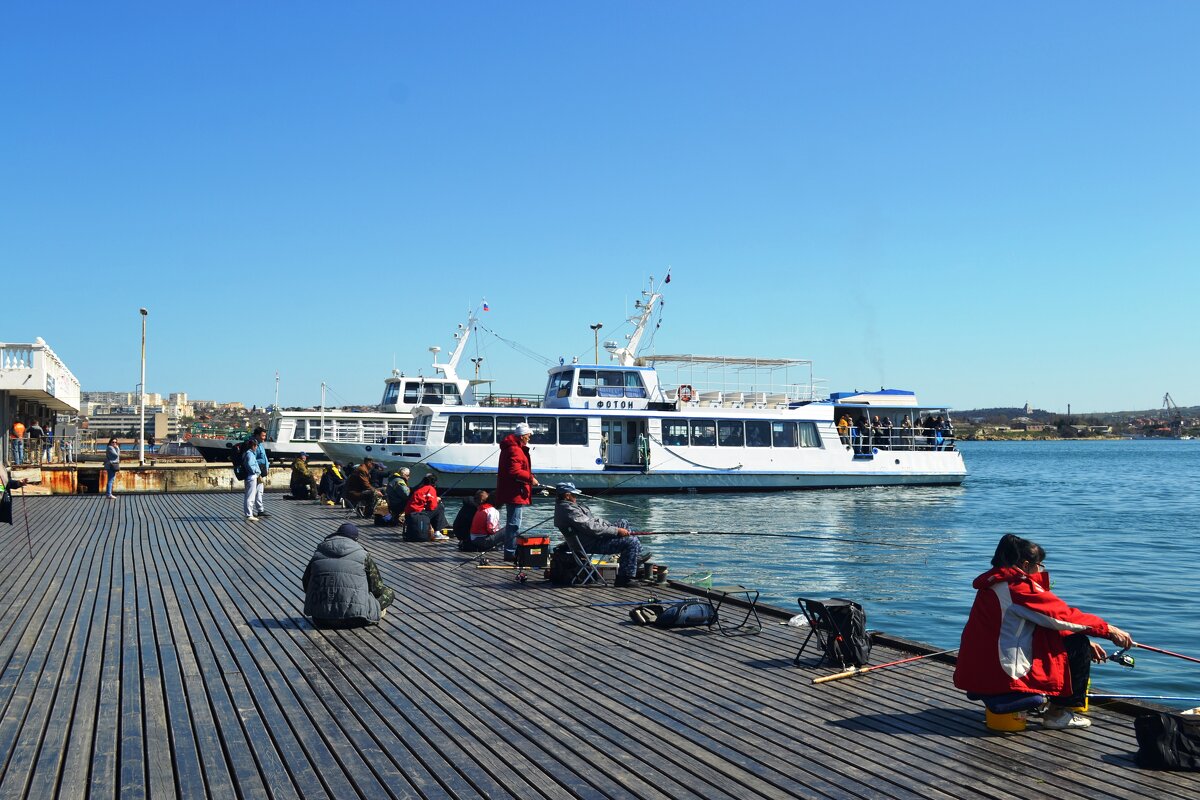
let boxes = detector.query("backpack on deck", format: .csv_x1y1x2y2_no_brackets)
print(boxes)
230,441,250,480
548,543,576,585
1136,712,1200,771
824,599,872,668
629,598,717,628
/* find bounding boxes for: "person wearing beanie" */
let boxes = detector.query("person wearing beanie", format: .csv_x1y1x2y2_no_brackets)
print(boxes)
302,523,394,628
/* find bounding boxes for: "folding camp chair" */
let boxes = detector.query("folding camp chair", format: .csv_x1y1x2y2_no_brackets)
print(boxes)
793,597,857,668
557,528,608,586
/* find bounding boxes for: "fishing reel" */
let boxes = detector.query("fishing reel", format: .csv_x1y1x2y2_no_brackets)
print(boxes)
1108,647,1135,669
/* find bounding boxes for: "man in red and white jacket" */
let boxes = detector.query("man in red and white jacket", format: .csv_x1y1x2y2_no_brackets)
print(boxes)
465,490,504,552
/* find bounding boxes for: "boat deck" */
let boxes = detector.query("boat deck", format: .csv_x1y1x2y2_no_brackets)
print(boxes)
0,492,1194,799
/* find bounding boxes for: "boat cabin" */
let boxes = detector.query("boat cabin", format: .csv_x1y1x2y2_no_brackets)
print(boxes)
379,374,468,413
830,390,957,453
542,364,667,411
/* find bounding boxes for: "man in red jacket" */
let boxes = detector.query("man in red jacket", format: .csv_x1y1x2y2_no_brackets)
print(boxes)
494,422,539,560
954,533,1133,730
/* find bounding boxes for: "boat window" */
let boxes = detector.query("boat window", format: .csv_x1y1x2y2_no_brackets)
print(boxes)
443,415,462,444
663,421,690,447
547,371,572,399
294,420,306,440
382,383,400,405
598,371,624,397
422,383,445,404
559,417,588,445
717,420,744,447
407,416,431,445
577,370,598,397
772,421,798,447
528,418,556,445
746,420,771,447
496,416,526,439
387,422,407,443
336,420,360,442
403,382,421,404
624,372,647,398
464,415,494,445
443,384,462,406
798,422,821,448
690,420,717,447
267,418,282,440
362,421,386,443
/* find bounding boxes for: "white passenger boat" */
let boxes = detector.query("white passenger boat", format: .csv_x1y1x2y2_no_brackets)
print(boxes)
191,310,483,463
319,280,967,491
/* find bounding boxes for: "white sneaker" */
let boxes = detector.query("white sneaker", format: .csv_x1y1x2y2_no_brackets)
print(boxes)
246,515,259,522
432,533,450,541
1042,708,1091,729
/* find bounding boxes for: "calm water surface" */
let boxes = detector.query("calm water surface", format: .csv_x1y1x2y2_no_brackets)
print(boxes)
531,440,1200,706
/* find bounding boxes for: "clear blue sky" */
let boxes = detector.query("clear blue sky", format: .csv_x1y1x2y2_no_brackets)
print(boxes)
4,3,1197,414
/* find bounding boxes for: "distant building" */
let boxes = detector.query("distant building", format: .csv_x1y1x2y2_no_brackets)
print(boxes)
1,338,81,464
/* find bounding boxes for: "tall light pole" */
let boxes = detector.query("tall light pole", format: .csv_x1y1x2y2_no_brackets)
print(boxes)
470,357,484,381
590,323,603,364
139,307,148,466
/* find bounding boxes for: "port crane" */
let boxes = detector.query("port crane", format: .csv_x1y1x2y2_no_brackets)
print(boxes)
1163,393,1183,434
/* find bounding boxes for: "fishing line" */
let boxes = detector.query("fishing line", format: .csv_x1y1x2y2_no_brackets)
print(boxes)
647,530,923,549
1089,694,1200,703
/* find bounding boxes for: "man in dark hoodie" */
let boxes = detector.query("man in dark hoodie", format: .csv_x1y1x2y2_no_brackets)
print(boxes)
494,421,539,560
302,523,394,628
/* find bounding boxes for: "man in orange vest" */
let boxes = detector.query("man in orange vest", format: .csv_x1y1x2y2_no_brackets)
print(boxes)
9,420,26,466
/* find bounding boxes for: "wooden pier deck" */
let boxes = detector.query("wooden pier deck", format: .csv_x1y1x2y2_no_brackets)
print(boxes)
0,492,1195,799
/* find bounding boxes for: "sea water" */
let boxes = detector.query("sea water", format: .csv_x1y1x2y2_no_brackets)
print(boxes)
565,440,1200,707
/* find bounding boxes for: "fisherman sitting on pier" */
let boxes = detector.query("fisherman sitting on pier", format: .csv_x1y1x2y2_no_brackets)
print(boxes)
954,533,1134,730
553,482,651,588
289,453,318,501
302,523,394,628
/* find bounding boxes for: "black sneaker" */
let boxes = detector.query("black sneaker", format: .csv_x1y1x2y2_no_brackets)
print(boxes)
257,511,271,518
614,575,637,588
637,551,653,564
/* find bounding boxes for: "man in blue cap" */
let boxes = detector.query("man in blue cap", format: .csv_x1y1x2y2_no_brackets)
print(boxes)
553,482,652,587
302,523,394,628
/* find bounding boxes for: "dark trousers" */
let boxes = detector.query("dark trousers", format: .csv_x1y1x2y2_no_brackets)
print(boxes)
1051,633,1092,708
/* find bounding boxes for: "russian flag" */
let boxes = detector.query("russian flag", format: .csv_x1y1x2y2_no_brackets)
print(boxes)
482,301,490,311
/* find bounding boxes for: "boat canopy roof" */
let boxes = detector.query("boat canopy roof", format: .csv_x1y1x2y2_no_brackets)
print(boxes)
636,354,810,369
829,389,953,410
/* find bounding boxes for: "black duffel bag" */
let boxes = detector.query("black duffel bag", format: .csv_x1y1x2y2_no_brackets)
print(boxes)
1135,711,1200,771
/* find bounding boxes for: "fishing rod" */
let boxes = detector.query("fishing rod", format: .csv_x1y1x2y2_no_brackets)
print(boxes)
647,530,924,549
1089,694,1200,703
812,649,959,685
19,483,33,560
1135,642,1200,665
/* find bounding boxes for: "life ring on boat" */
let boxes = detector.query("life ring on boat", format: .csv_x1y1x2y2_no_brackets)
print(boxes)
678,385,694,403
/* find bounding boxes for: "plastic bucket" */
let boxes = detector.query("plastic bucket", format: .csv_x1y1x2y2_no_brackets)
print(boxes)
985,708,1028,732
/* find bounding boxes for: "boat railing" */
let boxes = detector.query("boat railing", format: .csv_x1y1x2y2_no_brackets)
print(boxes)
836,424,957,453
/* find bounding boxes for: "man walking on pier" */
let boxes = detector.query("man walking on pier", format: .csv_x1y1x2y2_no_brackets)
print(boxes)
242,436,264,521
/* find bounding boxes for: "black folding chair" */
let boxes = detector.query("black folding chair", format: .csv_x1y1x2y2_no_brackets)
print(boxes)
793,597,857,668
556,527,608,586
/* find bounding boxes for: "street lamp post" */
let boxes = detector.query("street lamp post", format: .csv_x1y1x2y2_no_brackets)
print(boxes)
139,308,148,466
590,323,603,364
470,357,484,381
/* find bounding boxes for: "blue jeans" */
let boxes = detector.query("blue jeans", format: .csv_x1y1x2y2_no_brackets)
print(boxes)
503,503,525,556
585,534,642,578
105,468,117,497
11,439,24,465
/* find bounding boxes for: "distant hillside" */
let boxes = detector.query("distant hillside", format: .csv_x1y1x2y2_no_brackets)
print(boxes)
957,406,1200,423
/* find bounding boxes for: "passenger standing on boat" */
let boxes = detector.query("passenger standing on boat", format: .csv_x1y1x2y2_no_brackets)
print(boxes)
319,462,346,506
9,419,25,466
881,416,894,450
104,437,120,499
495,422,539,561
836,415,851,446
302,522,394,628
954,533,1134,730
553,482,650,588
900,416,914,450
385,467,411,522
289,453,318,501
856,414,871,454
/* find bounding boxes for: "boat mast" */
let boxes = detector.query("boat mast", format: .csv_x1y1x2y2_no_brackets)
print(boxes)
319,382,326,442
431,303,481,381
608,279,663,367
